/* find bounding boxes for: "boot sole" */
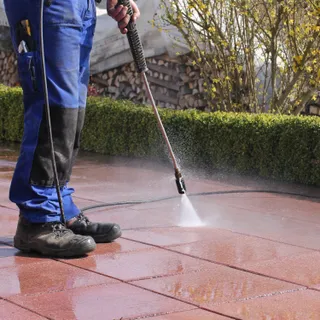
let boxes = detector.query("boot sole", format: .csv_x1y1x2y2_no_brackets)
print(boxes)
14,236,96,258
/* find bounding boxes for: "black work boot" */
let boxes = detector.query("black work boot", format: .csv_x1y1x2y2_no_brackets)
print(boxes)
67,213,122,243
14,215,96,257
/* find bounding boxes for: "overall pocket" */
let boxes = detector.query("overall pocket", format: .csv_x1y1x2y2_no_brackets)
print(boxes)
43,0,83,26
17,51,38,95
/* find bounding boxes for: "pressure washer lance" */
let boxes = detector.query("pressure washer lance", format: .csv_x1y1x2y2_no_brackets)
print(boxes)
117,0,186,194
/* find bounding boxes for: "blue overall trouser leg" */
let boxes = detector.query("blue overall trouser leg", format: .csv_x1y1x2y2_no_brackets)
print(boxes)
4,0,96,223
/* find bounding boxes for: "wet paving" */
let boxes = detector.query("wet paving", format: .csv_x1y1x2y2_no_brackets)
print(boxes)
0,143,319,319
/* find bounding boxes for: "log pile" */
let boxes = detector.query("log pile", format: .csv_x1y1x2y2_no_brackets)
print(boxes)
91,54,209,111
0,50,19,87
0,50,209,111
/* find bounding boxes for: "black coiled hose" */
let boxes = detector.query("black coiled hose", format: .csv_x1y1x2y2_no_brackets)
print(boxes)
81,189,320,213
39,0,66,224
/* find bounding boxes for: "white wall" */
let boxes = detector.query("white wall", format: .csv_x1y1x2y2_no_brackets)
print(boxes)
0,0,188,72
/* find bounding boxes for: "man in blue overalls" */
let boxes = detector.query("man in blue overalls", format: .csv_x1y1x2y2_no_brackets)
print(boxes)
4,0,140,257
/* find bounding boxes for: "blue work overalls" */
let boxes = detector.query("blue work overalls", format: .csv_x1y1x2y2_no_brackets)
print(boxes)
4,0,97,222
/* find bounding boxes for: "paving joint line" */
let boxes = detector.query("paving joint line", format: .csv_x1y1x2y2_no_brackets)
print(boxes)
80,203,320,253
125,281,242,320
121,236,313,288
128,307,199,320
3,201,320,252
125,268,210,282
1,230,319,319
1,243,318,319
55,259,240,320
122,226,320,253
212,287,307,306
122,225,176,231
1,297,53,320
1,236,317,289
2,281,120,299
224,230,320,252
0,204,16,210
226,203,320,226
0,241,10,245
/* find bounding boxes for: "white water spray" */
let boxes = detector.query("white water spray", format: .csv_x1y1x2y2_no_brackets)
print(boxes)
178,194,205,227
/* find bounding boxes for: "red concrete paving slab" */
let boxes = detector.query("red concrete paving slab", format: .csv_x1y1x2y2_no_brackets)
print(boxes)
212,194,320,224
0,299,47,320
142,309,230,320
0,168,14,177
0,184,16,209
69,160,242,204
68,248,215,281
70,161,171,182
0,174,12,184
254,218,320,251
9,283,194,320
69,165,178,202
169,232,313,268
0,210,18,238
124,197,181,212
0,201,16,210
85,207,178,230
0,236,13,245
0,171,13,180
123,227,232,247
179,178,243,195
0,243,45,268
0,207,18,241
188,196,320,250
0,243,19,258
0,160,15,172
0,206,17,215
241,251,320,288
72,185,174,206
78,238,152,257
73,151,304,198
0,259,119,298
71,196,106,211
1,145,319,317
70,160,231,194
213,289,320,320
133,266,304,307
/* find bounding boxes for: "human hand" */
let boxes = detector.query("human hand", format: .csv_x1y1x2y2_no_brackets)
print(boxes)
107,0,140,34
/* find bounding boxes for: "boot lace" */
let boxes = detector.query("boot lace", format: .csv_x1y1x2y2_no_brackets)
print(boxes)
76,213,91,225
43,222,71,238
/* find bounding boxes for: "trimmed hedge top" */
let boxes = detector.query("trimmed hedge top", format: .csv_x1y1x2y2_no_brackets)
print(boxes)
0,85,319,186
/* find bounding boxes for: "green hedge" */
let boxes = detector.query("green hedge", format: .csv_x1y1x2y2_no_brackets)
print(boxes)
0,85,319,186
0,85,24,141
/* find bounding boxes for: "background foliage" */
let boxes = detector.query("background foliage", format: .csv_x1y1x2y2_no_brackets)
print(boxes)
0,85,319,186
156,0,320,114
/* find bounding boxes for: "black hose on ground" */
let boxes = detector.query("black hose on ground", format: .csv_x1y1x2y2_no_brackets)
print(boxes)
80,189,320,213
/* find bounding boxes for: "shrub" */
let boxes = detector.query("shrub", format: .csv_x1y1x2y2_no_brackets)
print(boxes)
157,0,320,114
0,85,24,141
0,85,319,186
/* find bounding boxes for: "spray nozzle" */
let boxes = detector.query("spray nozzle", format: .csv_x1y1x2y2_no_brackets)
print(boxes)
175,169,186,194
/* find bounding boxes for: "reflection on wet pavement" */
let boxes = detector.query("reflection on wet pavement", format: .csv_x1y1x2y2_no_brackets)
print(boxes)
0,143,319,319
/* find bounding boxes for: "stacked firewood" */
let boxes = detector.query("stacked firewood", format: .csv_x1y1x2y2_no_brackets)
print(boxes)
0,50,209,110
0,50,18,87
91,54,208,110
